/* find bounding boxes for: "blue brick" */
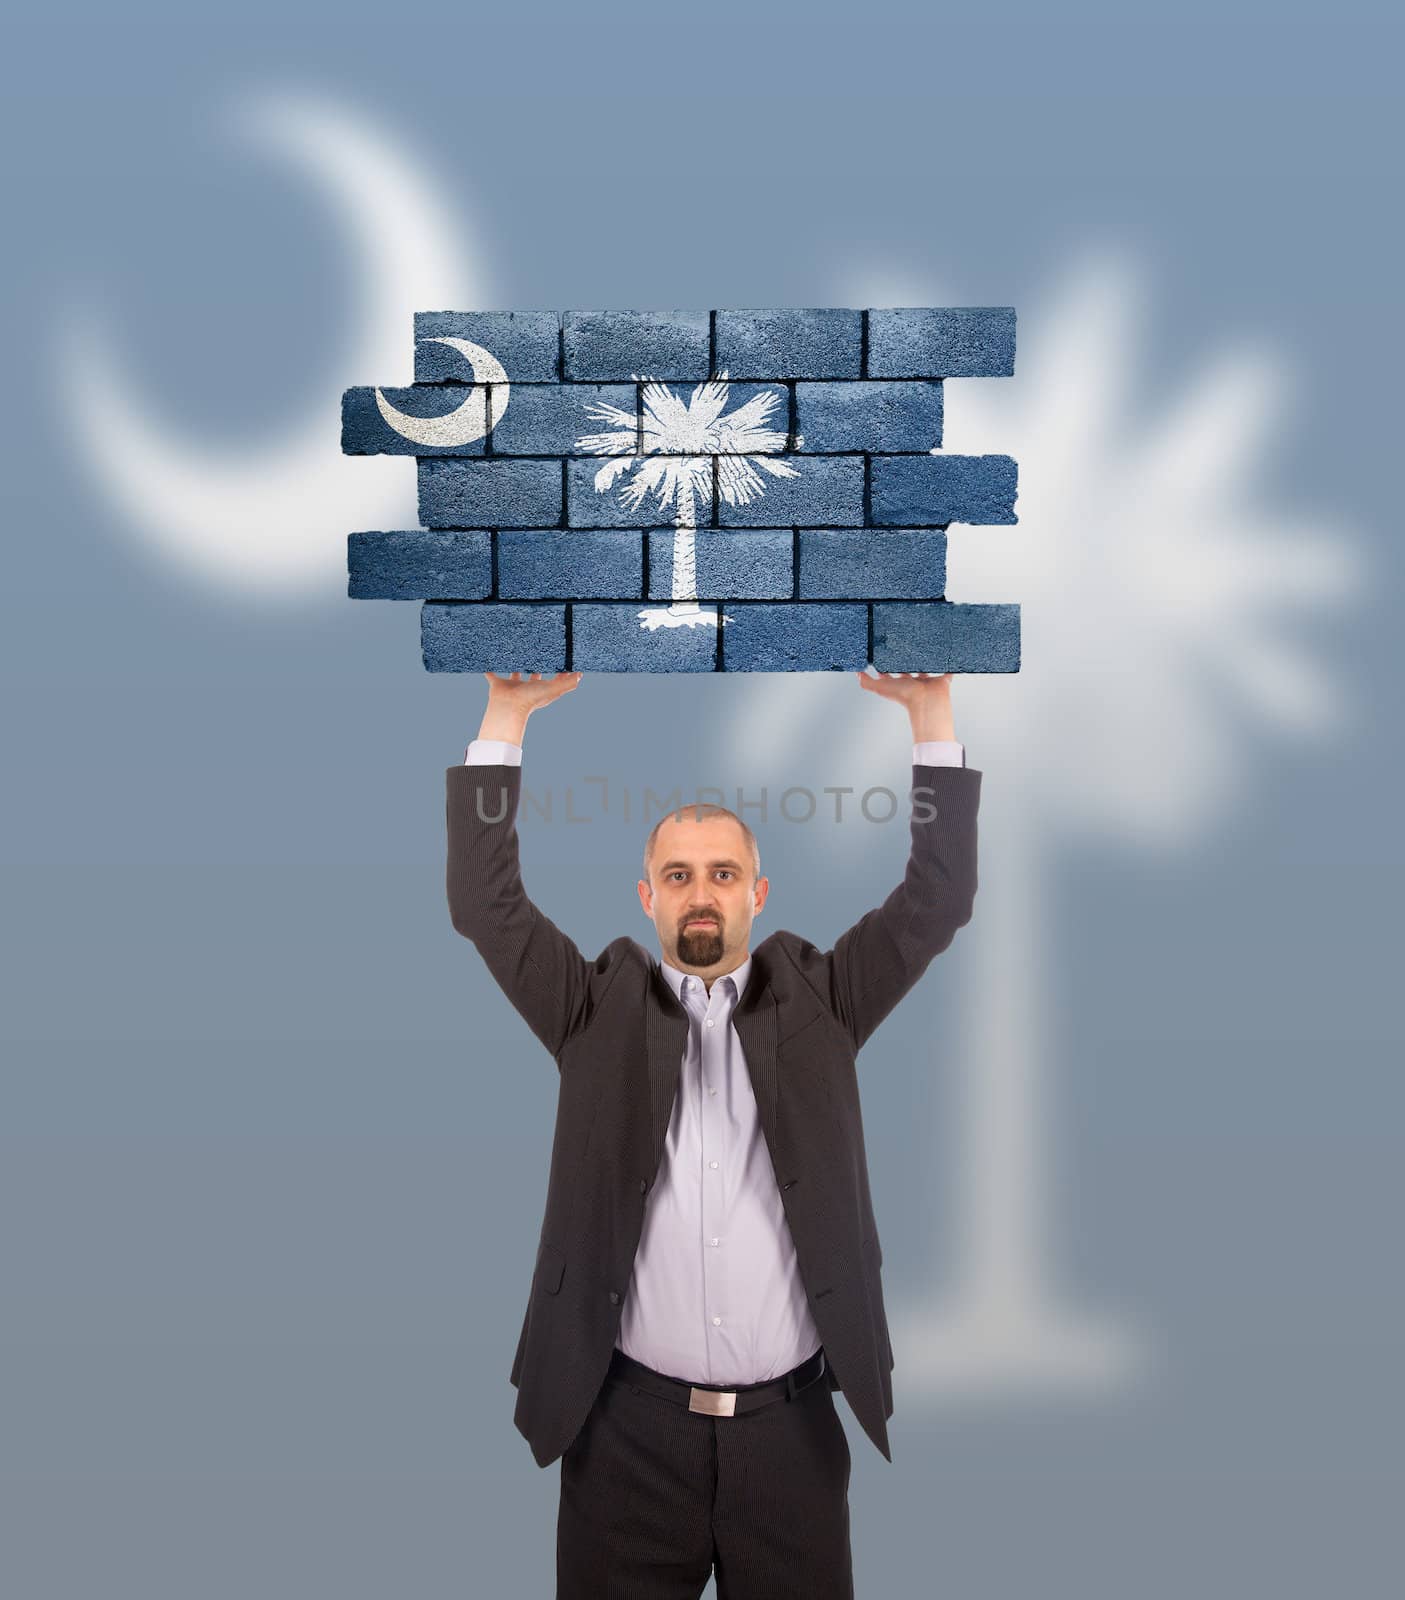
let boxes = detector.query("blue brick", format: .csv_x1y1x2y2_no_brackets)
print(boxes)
571,603,720,671
798,530,945,599
418,459,562,529
721,603,868,671
717,455,863,527
649,529,792,600
795,381,941,453
498,530,642,599
348,530,491,599
489,384,636,457
714,309,861,379
421,602,567,672
869,455,1018,526
871,602,1020,672
866,308,1016,378
414,312,559,382
563,311,710,381
567,457,715,528
342,385,486,456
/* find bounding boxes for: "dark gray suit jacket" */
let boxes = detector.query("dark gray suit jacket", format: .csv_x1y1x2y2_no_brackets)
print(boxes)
447,759,981,1467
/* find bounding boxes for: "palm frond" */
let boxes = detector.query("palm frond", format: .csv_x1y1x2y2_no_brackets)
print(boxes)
581,400,638,431
641,382,692,440
593,456,636,492
620,456,669,508
577,428,637,456
716,392,784,437
717,454,766,505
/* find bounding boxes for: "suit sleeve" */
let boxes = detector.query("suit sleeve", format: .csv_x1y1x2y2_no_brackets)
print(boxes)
828,762,981,1052
446,762,592,1061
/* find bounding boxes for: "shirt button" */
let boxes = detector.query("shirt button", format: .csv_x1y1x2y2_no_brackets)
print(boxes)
709,1088,717,1096
705,1018,715,1028
710,1237,720,1247
709,1160,718,1169
712,1316,722,1326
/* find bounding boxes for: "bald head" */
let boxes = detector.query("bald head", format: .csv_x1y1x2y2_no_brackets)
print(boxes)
642,802,760,885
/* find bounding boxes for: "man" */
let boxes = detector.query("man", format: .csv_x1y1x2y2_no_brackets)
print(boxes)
447,667,981,1598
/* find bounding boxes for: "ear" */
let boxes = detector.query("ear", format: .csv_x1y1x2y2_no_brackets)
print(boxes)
637,877,654,920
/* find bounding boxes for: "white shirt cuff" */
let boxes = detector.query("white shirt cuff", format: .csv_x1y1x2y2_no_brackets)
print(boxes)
465,739,523,766
466,739,957,768
912,740,965,768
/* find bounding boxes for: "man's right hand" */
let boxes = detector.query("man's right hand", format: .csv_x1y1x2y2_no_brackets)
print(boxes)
477,670,584,743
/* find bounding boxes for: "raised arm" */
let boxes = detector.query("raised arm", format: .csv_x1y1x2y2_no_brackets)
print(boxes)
827,672,981,1051
447,671,590,1061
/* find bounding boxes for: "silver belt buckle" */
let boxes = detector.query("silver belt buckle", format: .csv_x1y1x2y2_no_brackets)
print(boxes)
688,1385,737,1417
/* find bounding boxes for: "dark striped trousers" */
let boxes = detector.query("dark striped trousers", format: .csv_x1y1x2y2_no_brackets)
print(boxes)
557,1349,854,1598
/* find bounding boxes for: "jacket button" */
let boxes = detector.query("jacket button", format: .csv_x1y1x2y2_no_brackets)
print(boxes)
639,1178,648,1194
609,1290,621,1305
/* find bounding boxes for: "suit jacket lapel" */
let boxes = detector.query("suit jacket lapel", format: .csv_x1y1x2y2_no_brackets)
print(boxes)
732,981,778,1151
644,968,690,1162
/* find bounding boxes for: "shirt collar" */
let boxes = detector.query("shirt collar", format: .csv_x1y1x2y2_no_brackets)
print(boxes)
660,950,752,1006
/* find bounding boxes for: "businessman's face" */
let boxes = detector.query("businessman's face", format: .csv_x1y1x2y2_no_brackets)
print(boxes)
638,812,768,975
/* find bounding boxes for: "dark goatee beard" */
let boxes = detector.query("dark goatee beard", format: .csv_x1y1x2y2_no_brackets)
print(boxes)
677,923,723,966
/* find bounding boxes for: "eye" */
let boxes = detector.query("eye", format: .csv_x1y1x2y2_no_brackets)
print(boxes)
717,871,734,881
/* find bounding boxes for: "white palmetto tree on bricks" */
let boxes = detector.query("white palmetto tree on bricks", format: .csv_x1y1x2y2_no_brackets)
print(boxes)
576,374,796,631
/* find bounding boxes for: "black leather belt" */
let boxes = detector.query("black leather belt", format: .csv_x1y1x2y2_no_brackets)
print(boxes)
606,1345,828,1417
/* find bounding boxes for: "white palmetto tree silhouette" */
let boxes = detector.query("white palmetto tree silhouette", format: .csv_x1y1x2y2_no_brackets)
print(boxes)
576,374,795,631
725,249,1366,1398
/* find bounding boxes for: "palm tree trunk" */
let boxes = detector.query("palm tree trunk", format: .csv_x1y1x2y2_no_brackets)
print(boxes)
668,474,703,618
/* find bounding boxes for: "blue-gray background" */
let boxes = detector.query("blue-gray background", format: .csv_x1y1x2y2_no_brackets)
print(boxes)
2,3,1400,1596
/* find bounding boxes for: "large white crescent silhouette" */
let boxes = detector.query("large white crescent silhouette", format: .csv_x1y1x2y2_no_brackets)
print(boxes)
375,337,509,447
53,90,482,596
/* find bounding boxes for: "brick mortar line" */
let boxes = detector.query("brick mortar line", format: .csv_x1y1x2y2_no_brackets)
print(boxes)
402,376,955,387
417,449,957,459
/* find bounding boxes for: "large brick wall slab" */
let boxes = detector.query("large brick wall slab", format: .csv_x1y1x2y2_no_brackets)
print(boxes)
345,308,1021,672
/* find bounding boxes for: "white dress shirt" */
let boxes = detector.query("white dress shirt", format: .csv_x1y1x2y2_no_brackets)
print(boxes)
462,732,965,1382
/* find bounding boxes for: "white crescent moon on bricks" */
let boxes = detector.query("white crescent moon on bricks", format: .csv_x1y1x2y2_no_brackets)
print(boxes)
375,337,509,447
52,89,482,596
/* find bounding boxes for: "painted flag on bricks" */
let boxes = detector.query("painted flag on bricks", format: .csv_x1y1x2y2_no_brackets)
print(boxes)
342,308,1020,673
